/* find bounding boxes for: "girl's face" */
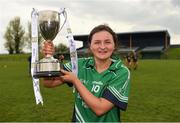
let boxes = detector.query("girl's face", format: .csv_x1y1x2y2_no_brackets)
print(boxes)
90,31,115,61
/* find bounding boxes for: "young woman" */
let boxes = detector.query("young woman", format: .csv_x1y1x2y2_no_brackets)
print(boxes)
42,24,131,122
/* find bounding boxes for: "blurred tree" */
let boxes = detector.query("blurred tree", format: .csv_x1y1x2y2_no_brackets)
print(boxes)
25,21,43,50
55,43,69,54
4,17,25,54
4,28,14,54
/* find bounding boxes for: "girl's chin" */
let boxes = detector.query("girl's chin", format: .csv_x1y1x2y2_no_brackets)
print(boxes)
96,56,110,60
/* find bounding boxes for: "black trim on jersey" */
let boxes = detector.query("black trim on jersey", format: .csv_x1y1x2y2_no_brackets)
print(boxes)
102,89,128,111
65,81,73,87
71,107,76,122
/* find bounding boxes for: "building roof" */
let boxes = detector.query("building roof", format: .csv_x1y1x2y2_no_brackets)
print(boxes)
117,30,170,37
117,47,139,53
73,30,170,42
141,46,164,52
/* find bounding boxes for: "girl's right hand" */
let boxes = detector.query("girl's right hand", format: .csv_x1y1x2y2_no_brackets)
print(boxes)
42,41,55,57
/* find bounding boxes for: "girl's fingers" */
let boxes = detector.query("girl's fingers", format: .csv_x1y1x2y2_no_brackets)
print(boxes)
60,69,69,74
42,41,55,56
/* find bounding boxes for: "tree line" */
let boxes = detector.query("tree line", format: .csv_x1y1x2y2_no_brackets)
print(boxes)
4,16,69,54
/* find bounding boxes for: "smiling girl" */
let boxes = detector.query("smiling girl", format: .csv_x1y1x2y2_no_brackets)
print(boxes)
42,24,131,122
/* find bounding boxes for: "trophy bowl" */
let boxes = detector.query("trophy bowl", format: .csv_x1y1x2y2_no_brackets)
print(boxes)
33,10,61,78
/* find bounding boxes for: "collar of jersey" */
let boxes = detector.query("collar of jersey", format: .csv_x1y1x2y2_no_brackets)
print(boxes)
85,57,122,71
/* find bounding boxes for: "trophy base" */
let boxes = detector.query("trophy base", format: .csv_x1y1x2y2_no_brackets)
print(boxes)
33,71,62,78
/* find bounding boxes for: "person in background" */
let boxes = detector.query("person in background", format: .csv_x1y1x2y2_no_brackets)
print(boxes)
28,55,31,75
131,51,138,70
124,53,132,70
41,24,131,122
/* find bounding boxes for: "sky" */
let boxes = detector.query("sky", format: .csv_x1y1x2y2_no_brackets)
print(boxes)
0,0,180,54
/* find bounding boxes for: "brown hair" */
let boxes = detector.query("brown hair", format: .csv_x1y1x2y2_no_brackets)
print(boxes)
88,24,119,50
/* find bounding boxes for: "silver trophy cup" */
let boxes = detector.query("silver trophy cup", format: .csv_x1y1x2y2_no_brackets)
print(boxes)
33,10,66,78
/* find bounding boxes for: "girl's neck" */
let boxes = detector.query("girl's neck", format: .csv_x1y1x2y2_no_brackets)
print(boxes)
94,58,112,73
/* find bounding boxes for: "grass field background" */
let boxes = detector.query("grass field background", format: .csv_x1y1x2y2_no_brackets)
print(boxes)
0,54,180,122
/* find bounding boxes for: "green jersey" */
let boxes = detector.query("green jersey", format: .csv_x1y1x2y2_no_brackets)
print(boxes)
64,57,130,122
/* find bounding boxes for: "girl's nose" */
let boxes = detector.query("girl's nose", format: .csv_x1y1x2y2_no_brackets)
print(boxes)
99,42,105,49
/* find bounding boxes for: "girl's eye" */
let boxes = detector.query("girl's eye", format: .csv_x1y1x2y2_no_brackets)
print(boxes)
105,41,111,44
94,41,100,44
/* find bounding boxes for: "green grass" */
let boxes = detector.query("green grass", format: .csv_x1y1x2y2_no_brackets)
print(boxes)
0,54,30,61
162,47,180,59
0,55,180,122
0,56,73,122
121,60,180,122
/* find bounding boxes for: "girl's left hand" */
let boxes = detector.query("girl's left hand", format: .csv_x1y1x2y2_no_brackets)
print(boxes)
60,69,78,84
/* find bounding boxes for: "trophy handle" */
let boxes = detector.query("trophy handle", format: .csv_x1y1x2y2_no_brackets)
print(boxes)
59,9,67,32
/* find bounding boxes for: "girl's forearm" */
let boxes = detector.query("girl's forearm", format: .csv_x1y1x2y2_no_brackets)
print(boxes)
42,77,63,88
73,79,113,116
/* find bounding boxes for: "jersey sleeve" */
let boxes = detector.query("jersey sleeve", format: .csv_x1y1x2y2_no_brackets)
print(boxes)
102,66,131,110
63,58,86,72
63,62,72,72
62,62,73,87
63,58,85,87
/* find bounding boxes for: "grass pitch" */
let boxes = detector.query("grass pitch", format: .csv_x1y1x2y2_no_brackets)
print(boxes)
0,54,180,122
